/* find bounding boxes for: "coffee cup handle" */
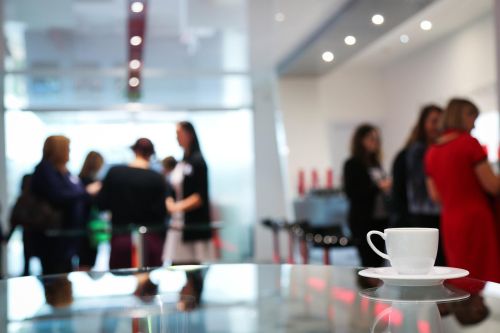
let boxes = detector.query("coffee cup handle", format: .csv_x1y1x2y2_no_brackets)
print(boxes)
366,230,390,260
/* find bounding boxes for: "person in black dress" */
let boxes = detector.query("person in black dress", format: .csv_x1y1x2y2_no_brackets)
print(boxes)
77,151,104,270
343,124,391,268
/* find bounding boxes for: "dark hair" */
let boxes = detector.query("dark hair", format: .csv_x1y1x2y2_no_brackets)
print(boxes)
178,121,202,159
131,138,155,159
405,104,443,147
162,156,177,172
79,151,104,179
350,123,380,166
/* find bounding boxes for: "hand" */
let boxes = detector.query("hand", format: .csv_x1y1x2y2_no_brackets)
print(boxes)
86,181,102,195
166,198,180,214
378,178,392,194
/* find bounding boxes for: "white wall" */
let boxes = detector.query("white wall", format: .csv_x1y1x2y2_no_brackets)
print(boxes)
318,64,387,174
279,78,326,197
279,65,386,198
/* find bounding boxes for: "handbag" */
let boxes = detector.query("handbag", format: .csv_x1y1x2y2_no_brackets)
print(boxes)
10,193,63,231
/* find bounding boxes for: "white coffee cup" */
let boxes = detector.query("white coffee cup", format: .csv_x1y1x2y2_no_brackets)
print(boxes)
366,228,438,275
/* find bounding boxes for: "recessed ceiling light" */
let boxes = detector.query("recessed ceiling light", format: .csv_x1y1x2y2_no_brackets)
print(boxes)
400,34,410,44
275,12,285,22
129,59,141,70
130,36,142,46
344,35,356,46
129,77,140,87
420,20,432,31
371,14,384,25
131,2,144,13
322,51,334,62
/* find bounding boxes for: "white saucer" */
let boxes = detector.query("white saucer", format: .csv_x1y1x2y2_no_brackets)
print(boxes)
359,284,470,303
358,266,469,286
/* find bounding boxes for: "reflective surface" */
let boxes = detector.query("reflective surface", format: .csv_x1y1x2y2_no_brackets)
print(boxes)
2,264,500,332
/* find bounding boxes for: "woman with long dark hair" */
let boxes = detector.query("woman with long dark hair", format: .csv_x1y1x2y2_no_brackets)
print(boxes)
391,105,445,265
77,151,104,270
163,121,213,264
163,121,212,308
391,106,442,224
343,124,391,268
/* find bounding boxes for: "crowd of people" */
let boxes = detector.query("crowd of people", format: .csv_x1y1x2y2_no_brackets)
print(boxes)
343,97,500,283
6,98,500,287
9,121,213,282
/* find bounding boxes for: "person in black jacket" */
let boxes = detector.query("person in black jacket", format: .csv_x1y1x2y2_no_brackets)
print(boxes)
163,121,212,263
343,124,391,268
391,105,445,265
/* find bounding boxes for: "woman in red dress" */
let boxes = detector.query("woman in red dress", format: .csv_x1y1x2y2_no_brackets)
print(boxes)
425,98,500,283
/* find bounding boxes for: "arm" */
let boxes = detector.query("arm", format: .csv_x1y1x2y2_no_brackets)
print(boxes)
166,194,202,213
33,163,86,204
96,170,113,210
426,177,441,203
343,159,379,202
167,156,208,214
166,156,208,213
474,161,500,195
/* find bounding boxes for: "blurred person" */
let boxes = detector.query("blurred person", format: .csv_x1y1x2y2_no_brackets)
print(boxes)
9,174,41,276
425,98,500,282
97,138,168,269
30,135,89,275
391,105,446,265
161,156,177,225
161,156,177,178
77,151,104,270
163,122,213,264
343,124,391,268
163,122,212,307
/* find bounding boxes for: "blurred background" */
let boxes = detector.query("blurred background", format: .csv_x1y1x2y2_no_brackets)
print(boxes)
0,0,498,274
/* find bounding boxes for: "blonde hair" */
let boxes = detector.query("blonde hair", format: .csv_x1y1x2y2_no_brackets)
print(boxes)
442,98,479,131
42,135,70,168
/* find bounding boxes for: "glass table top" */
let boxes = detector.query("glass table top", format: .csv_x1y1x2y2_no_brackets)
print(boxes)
1,264,499,332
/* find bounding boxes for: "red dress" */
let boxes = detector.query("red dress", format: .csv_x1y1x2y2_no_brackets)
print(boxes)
425,131,500,283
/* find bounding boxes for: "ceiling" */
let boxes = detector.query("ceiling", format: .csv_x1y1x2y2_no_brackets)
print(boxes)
3,0,493,110
347,0,494,68
278,0,437,76
3,0,350,110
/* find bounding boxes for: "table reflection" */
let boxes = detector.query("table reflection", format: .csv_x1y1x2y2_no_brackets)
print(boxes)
1,265,499,332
